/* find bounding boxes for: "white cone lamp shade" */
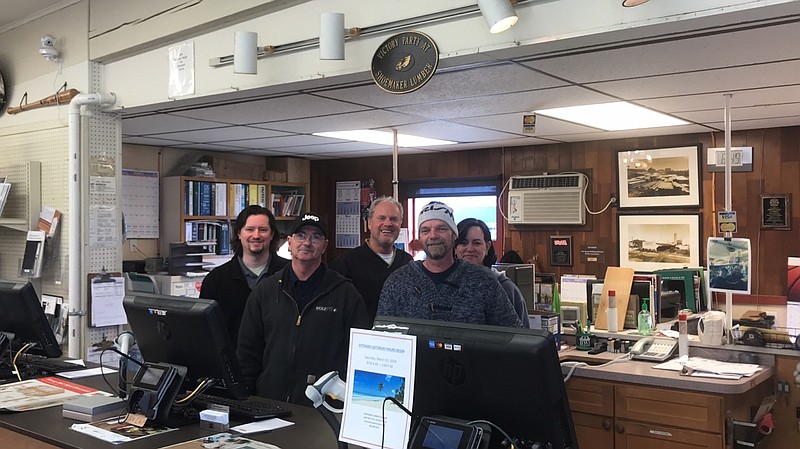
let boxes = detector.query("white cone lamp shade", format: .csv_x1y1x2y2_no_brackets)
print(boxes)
477,0,518,34
234,31,258,74
320,12,345,60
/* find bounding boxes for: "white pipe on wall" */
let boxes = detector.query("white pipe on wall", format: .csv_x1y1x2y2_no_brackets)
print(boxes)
67,93,116,359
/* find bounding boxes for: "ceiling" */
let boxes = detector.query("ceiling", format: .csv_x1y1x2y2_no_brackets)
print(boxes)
6,2,800,160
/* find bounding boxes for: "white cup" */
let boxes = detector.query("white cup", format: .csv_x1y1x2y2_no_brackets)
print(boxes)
698,311,726,345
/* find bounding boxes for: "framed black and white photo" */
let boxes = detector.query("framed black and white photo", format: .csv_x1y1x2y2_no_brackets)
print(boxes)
617,213,701,271
616,145,702,209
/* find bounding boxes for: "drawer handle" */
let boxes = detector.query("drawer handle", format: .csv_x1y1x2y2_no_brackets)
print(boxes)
615,423,625,434
649,429,674,437
602,419,612,431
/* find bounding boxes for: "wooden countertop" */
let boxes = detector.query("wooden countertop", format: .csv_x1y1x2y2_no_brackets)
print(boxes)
559,347,774,394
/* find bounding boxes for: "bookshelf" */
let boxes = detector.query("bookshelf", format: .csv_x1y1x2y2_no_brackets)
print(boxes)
0,161,41,232
161,176,308,255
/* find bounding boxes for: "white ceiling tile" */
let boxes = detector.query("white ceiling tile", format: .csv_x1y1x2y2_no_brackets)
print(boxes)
257,110,424,134
123,114,228,135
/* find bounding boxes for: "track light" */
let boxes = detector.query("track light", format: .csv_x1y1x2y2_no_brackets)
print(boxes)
319,13,362,61
622,0,650,6
234,31,258,74
476,0,518,34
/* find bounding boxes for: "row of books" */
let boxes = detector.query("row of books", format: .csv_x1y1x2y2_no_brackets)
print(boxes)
183,220,231,255
184,181,228,217
272,192,305,217
182,180,306,218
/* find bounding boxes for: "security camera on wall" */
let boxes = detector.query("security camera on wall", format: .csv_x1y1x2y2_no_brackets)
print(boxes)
39,34,60,62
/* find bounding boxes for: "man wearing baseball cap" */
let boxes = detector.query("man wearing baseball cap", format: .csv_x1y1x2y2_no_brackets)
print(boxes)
237,212,370,405
377,201,521,327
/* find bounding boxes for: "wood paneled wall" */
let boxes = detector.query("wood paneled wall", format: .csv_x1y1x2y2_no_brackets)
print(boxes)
311,126,800,298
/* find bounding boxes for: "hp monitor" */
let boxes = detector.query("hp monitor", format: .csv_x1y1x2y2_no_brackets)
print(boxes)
123,293,248,399
374,316,578,449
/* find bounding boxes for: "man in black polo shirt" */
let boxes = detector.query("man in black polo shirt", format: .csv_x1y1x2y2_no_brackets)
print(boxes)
237,213,370,405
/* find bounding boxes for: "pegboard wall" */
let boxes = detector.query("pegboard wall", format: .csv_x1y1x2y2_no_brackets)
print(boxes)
0,126,69,296
83,61,125,355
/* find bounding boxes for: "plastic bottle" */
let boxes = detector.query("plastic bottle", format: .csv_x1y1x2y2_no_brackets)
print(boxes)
606,290,618,332
678,309,689,359
637,299,652,336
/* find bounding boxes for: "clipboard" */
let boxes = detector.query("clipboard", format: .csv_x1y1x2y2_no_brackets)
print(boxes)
88,270,126,327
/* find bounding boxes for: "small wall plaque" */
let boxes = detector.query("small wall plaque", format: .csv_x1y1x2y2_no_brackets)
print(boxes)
761,194,791,230
549,235,573,266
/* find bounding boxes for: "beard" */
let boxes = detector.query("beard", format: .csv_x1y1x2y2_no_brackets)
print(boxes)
424,239,450,260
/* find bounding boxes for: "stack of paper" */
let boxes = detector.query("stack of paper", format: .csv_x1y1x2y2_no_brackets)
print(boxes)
653,357,763,379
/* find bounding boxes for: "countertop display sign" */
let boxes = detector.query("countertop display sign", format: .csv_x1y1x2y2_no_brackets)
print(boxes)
761,194,791,230
550,235,573,266
371,31,439,94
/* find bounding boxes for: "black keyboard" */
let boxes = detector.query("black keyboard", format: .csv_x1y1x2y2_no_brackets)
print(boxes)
23,357,87,374
193,394,292,421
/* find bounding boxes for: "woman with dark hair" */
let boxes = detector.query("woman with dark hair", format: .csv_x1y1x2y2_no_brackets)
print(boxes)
200,205,289,345
455,218,530,328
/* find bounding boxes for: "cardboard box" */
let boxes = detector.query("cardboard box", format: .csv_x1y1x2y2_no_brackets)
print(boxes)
210,157,265,181
153,274,206,298
529,311,561,346
265,157,310,183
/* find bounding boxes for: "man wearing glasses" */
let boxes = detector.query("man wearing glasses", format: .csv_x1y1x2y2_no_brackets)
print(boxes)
237,213,370,405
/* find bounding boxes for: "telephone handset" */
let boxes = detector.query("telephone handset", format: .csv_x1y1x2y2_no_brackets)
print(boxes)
630,337,678,362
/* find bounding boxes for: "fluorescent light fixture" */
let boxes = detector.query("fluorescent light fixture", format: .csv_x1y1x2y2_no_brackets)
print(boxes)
534,102,688,131
314,130,457,147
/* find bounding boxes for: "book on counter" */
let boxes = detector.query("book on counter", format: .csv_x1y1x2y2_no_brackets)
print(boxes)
63,395,126,422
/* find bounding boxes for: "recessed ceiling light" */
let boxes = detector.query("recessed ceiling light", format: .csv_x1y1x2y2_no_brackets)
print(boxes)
534,102,688,131
314,130,457,147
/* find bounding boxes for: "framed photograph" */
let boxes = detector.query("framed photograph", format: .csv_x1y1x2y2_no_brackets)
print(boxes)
616,145,702,209
617,213,701,271
707,237,751,294
761,194,791,230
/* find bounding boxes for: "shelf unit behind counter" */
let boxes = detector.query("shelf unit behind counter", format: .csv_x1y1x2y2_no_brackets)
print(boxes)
161,176,308,255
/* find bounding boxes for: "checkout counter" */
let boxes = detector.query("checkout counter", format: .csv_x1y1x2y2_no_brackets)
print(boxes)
559,328,779,449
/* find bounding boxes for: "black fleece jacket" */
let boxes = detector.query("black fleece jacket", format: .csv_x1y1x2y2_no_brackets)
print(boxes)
236,264,370,406
199,253,289,346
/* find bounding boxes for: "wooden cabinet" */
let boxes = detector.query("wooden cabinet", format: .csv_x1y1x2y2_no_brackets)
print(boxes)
161,176,308,254
566,378,764,449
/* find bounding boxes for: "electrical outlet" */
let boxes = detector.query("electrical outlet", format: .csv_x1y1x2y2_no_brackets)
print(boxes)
129,239,137,252
610,193,618,207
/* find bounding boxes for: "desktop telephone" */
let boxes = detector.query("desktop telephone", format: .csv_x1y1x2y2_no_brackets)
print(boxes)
629,337,678,362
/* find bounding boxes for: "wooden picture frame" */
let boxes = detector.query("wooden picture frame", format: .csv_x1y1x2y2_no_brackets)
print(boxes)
616,145,702,209
617,213,701,271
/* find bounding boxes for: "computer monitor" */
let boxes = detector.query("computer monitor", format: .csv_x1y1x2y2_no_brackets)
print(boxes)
122,292,248,399
374,316,578,449
0,280,61,358
493,263,536,312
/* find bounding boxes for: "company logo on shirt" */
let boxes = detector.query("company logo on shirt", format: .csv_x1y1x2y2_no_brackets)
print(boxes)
315,306,337,313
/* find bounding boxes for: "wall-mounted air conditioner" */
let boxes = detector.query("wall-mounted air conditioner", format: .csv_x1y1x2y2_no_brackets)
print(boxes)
507,174,586,225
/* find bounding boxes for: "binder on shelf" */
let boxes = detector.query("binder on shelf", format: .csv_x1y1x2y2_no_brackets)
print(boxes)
0,182,10,217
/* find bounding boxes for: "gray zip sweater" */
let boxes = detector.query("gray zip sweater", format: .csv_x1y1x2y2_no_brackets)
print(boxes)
377,260,522,327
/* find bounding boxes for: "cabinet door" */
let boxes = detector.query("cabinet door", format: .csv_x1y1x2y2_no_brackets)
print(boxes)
614,419,722,449
572,412,614,449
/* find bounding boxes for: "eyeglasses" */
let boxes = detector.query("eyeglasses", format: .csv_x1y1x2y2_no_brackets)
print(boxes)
293,231,326,243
